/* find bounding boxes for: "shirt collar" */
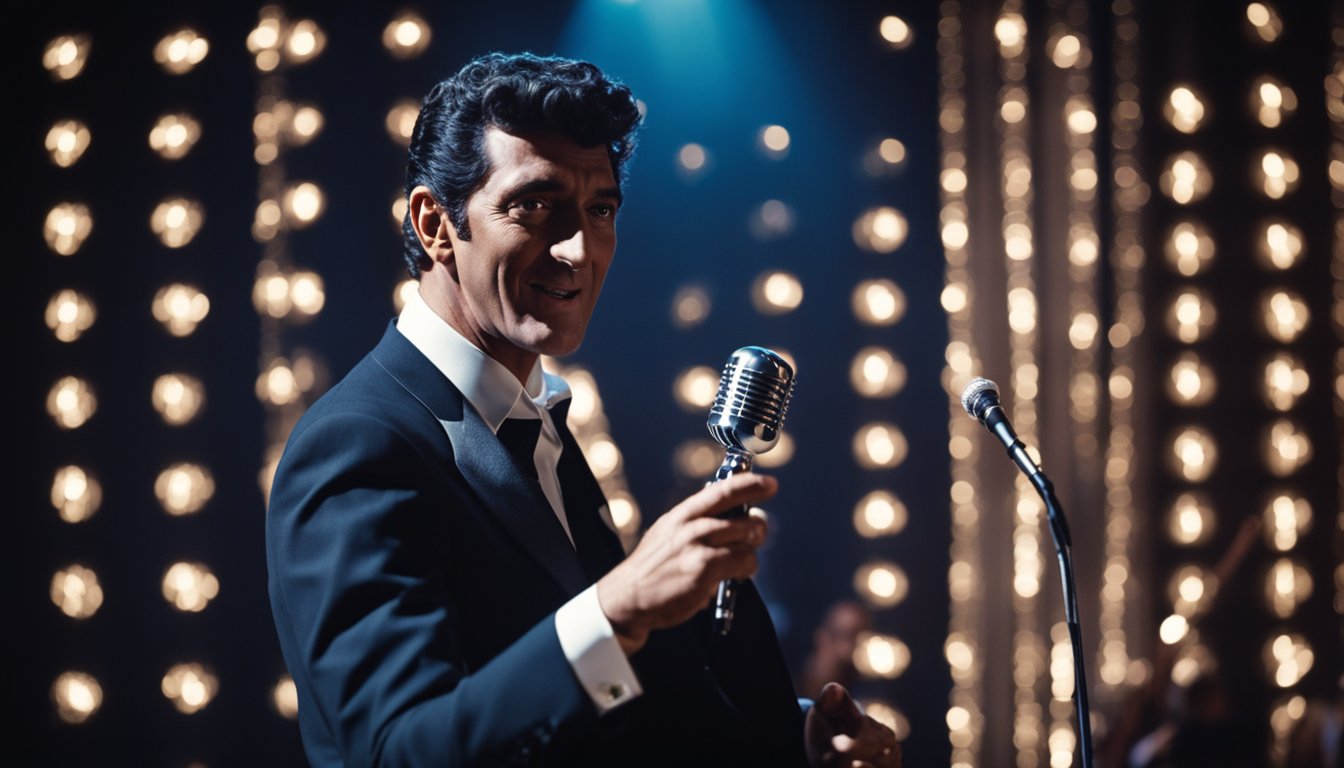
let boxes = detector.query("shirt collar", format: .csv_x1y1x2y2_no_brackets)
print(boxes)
395,289,571,433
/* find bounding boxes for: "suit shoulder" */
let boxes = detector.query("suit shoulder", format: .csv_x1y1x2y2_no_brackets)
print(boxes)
288,351,431,445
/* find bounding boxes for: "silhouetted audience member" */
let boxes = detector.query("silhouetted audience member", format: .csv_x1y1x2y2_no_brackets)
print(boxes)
796,600,872,700
1128,673,1262,768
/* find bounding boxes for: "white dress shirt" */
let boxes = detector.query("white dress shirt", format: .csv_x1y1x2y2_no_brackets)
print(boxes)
396,290,641,713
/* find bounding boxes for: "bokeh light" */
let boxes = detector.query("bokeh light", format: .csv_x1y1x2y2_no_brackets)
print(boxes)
149,114,202,160
1264,634,1313,688
46,120,91,167
1246,3,1284,43
853,490,908,538
51,564,103,619
43,35,90,80
854,423,908,470
52,672,102,724
853,632,911,679
853,207,909,253
51,466,101,524
1263,419,1311,476
152,373,205,426
155,463,215,516
1257,221,1304,270
153,284,210,337
284,182,325,225
855,561,909,607
46,289,96,342
1252,77,1297,128
285,19,326,63
1167,492,1214,546
162,663,218,714
673,366,719,412
382,13,431,58
1263,492,1306,554
879,16,913,49
678,143,707,173
386,100,419,145
154,29,209,74
1257,150,1300,199
1263,353,1309,411
850,347,907,398
1166,352,1217,406
751,271,803,314
1261,289,1309,342
1169,426,1217,482
1160,152,1212,204
44,203,93,256
1163,221,1215,276
671,285,711,329
47,376,96,429
150,198,204,248
1265,558,1312,619
273,676,299,719
1166,289,1216,343
760,124,790,156
1164,86,1207,133
162,562,220,612
852,279,906,326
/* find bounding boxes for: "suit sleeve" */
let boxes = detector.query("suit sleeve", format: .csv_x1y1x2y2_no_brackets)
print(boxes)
266,410,598,767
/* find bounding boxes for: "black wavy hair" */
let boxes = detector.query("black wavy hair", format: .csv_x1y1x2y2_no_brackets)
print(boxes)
401,52,643,277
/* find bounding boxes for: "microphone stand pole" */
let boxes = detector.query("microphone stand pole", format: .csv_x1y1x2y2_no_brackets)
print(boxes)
1026,469,1094,768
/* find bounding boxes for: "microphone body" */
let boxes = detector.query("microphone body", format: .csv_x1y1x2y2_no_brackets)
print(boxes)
961,378,1039,478
706,346,795,635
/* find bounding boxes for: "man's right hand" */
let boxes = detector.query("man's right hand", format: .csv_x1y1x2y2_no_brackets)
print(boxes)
595,472,777,655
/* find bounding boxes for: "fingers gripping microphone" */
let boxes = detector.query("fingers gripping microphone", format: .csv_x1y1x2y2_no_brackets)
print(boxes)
706,346,795,635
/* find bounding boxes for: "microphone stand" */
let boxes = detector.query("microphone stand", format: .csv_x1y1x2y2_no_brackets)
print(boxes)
1026,469,1095,768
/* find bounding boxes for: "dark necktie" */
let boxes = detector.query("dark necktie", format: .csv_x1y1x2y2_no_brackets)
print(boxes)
496,405,625,582
495,417,542,484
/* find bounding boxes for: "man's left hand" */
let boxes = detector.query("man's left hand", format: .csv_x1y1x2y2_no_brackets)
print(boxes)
804,682,901,768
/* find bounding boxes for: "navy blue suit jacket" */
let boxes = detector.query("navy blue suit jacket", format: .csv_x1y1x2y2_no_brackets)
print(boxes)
266,323,806,766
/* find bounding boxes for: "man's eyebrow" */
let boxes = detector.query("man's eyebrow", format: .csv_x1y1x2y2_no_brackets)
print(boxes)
499,178,624,207
499,178,565,201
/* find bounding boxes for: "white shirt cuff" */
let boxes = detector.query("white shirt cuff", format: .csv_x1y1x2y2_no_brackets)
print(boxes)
555,584,643,713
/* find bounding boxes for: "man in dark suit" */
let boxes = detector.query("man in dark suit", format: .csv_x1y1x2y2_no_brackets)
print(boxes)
266,52,899,767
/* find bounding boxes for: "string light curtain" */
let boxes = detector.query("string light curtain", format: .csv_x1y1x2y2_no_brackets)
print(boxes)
940,2,1342,766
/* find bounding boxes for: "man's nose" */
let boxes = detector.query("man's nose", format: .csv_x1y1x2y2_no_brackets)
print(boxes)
550,227,587,271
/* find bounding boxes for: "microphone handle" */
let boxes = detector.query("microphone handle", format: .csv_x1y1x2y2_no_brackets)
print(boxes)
712,449,753,635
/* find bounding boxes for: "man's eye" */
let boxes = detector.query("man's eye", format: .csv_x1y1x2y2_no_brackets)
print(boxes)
591,204,616,219
514,199,548,213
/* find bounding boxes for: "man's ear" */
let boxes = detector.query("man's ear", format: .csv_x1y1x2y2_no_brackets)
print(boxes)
409,185,455,266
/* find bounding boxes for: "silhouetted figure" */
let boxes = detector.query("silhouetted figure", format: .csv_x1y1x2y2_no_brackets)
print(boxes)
796,600,872,700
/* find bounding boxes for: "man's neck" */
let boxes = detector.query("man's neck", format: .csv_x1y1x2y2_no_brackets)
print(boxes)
419,287,537,387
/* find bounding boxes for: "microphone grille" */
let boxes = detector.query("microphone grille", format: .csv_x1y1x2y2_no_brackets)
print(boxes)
707,346,795,454
960,377,999,419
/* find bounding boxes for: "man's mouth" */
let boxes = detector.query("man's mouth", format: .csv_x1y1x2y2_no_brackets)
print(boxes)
531,283,579,300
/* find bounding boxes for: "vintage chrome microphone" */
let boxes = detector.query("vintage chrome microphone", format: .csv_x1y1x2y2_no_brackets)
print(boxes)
705,346,795,635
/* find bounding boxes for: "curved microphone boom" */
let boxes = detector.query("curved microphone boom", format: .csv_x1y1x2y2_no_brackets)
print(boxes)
960,376,1093,768
706,346,795,635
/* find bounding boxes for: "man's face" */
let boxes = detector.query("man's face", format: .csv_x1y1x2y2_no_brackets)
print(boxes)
443,127,620,365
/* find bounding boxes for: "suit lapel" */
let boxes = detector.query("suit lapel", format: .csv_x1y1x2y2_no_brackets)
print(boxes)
551,405,627,579
369,322,590,597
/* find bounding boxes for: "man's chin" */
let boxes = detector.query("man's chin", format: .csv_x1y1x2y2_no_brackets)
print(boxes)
517,323,586,360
